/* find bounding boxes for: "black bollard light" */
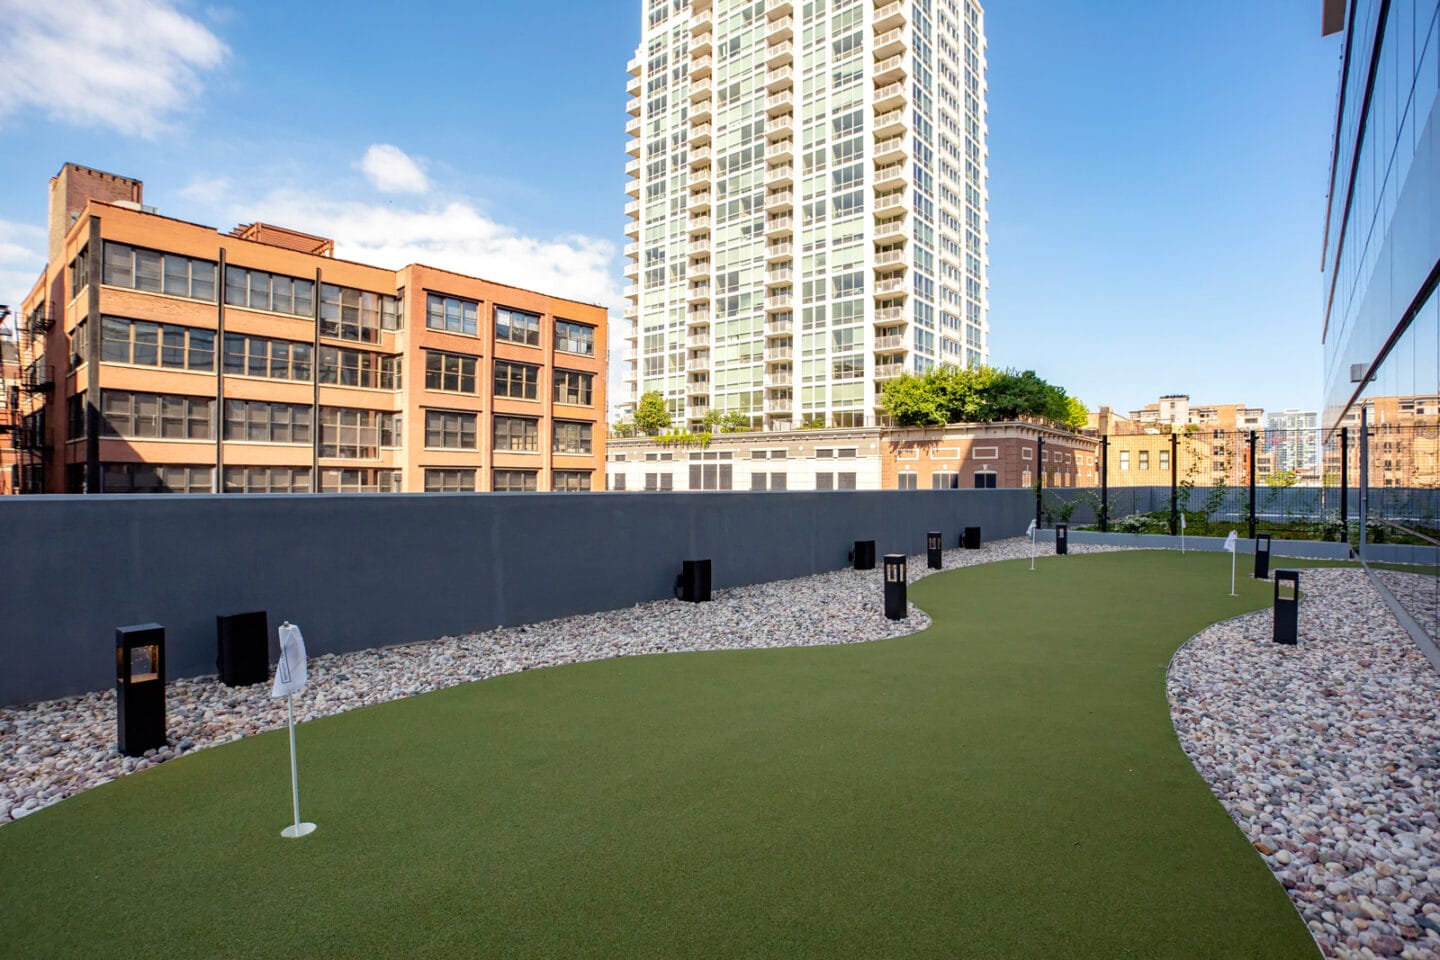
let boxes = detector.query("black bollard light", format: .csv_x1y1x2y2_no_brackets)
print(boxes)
1254,533,1272,580
884,553,907,620
963,526,982,550
1055,523,1068,555
676,559,712,603
1273,570,1299,645
850,539,876,570
927,530,943,569
116,623,166,756
216,610,270,687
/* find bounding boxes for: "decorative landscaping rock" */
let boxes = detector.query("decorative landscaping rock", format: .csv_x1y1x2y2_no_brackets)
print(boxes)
1169,568,1440,960
0,537,1121,826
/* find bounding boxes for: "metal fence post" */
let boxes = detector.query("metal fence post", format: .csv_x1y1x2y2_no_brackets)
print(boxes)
1169,432,1179,535
1358,407,1369,559
1035,436,1044,528
1100,435,1109,532
1339,426,1349,544
1248,430,1257,538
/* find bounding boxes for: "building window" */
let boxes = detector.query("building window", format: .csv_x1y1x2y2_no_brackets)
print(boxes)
423,410,478,450
102,463,213,494
553,369,594,406
553,470,592,492
379,413,402,448
897,472,918,490
223,399,314,444
424,350,478,393
645,472,674,491
837,472,857,489
973,471,997,488
552,420,592,455
1159,450,1170,471
224,266,316,318
424,468,477,493
931,472,959,489
1120,451,1131,471
319,407,381,459
751,471,788,490
223,333,312,381
494,360,539,399
102,242,216,302
319,468,401,493
70,247,89,299
100,390,213,440
496,306,541,346
68,393,86,440
610,473,627,490
1139,451,1150,470
321,284,396,342
101,317,215,371
816,472,833,490
493,469,538,492
317,347,402,389
426,293,478,336
223,466,312,493
494,415,539,452
554,320,595,356
689,460,733,490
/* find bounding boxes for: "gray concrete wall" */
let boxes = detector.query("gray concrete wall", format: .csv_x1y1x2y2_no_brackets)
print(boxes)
0,489,1032,706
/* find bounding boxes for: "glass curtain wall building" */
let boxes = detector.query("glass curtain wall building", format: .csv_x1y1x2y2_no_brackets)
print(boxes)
1321,0,1440,641
622,0,989,430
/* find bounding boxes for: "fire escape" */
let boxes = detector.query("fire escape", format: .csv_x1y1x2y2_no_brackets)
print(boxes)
14,302,54,494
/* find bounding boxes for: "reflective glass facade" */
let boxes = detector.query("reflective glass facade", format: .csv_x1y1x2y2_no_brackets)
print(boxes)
1322,0,1440,640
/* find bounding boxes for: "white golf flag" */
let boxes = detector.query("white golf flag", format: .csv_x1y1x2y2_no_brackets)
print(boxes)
1223,530,1238,553
271,623,308,698
1179,514,1187,530
1026,519,1037,537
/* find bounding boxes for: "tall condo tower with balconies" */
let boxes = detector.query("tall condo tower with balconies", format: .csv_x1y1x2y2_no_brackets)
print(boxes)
622,0,988,430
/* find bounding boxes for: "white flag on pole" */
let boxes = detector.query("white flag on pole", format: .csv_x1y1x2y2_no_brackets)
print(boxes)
1179,514,1187,530
1026,519,1036,537
1223,530,1238,553
271,623,308,698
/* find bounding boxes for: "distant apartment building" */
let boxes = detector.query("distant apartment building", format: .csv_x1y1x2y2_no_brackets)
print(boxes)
11,164,607,494
621,0,990,430
1127,394,1264,432
1090,396,1267,489
606,419,1096,492
1263,408,1320,480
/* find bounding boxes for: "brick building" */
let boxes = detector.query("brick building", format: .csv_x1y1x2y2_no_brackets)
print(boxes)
606,420,1096,492
13,164,607,494
0,331,20,494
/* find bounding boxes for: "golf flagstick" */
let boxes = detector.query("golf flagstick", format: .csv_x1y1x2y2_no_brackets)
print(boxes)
1027,518,1037,571
273,622,316,839
1223,530,1238,596
1180,513,1186,555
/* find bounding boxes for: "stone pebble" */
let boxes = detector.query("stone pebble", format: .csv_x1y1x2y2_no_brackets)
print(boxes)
1169,568,1440,960
1,537,1120,825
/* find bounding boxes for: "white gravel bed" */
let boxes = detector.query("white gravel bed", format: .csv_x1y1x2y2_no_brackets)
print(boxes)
1,536,1122,826
1169,568,1440,960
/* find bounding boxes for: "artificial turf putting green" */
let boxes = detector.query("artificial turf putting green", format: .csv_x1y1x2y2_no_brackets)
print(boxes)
0,551,1319,959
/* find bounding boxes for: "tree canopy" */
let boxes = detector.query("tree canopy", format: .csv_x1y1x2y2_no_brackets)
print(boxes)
879,365,1088,430
633,391,673,437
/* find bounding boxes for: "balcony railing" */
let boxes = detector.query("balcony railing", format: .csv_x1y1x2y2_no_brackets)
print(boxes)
23,362,54,392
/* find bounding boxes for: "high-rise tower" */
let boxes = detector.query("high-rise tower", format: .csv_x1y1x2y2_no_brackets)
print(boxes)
622,0,988,430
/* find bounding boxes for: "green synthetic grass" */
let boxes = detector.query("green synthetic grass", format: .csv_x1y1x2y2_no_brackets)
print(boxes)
0,551,1319,959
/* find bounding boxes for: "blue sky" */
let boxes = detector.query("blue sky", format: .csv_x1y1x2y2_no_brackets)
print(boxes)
0,0,1342,417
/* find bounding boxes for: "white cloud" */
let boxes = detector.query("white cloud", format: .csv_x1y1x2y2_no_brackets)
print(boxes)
240,190,621,311
0,0,228,138
0,220,46,329
178,176,233,207
359,145,430,195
